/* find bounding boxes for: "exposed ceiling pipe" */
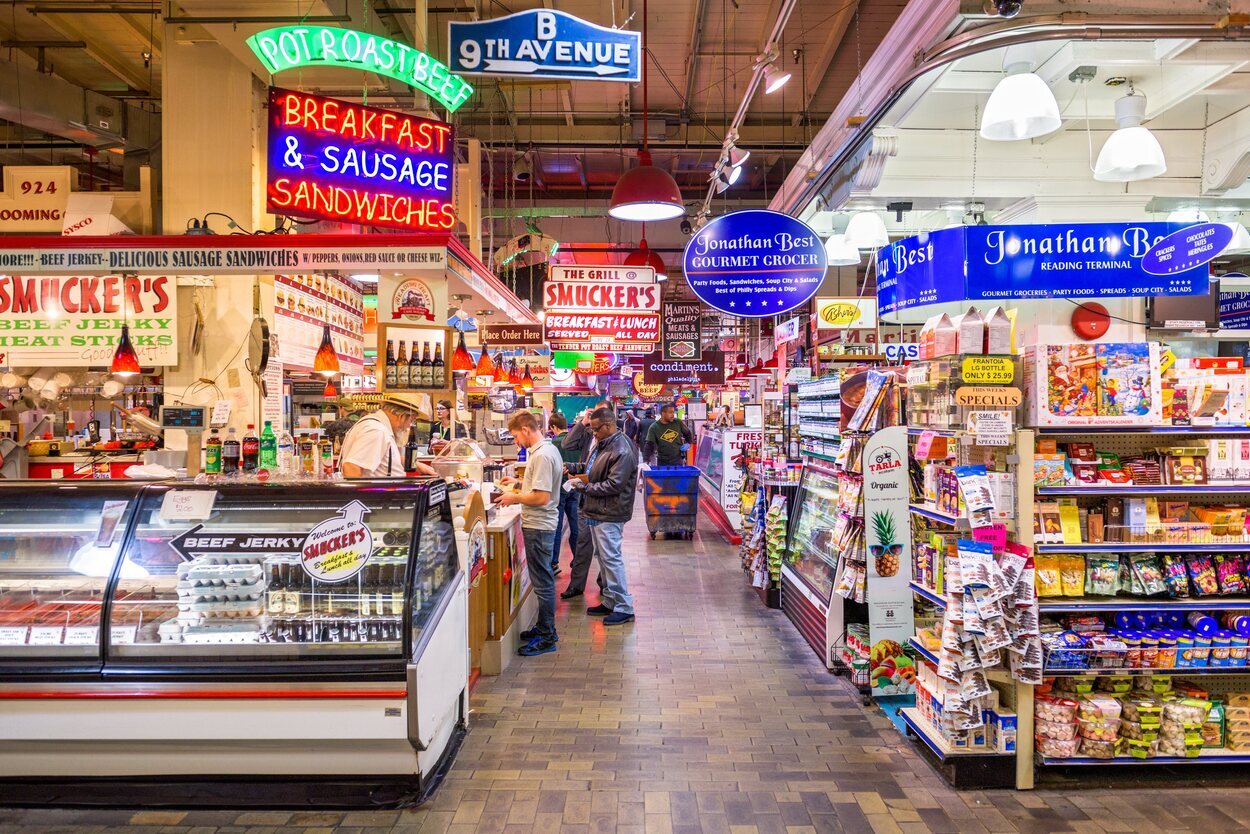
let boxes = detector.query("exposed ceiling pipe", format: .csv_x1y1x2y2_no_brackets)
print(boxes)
696,0,799,219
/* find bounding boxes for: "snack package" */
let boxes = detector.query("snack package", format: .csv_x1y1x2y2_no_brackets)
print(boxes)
1035,693,1079,723
1187,554,1220,595
1078,737,1117,759
1130,554,1167,596
1160,553,1190,597
1060,554,1086,596
1118,719,1160,741
1035,554,1063,597
1078,694,1123,722
1215,553,1247,595
1035,718,1079,741
1085,555,1119,596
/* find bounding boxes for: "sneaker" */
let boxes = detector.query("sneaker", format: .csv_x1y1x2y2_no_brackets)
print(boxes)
519,627,558,642
553,567,562,577
586,603,613,616
519,637,557,656
604,611,635,626
560,589,583,600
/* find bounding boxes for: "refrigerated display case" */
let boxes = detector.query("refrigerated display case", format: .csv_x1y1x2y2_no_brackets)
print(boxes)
0,478,468,807
781,463,841,606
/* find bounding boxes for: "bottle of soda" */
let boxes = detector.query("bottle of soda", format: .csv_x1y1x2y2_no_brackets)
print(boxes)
259,421,277,471
205,428,222,474
222,427,241,475
241,424,260,472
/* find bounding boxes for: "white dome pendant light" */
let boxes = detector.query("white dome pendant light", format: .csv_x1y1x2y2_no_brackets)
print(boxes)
844,211,889,249
824,234,861,266
1094,89,1167,182
980,59,1062,141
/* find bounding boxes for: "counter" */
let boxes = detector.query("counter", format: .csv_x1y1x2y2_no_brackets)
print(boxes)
694,426,763,543
0,478,468,807
26,452,144,480
480,505,534,675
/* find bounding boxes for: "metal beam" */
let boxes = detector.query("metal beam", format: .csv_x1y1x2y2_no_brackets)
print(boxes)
792,1,857,127
115,13,161,57
681,0,709,115
37,12,149,92
0,40,84,48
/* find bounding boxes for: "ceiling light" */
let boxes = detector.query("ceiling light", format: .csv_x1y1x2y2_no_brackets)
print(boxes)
350,272,380,283
711,167,732,194
748,359,772,377
724,131,750,168
844,211,890,249
824,234,861,266
110,324,141,378
763,62,791,94
984,0,1024,18
312,323,340,377
609,149,685,221
451,330,476,373
1225,222,1250,254
474,340,495,380
980,60,1061,141
520,365,535,393
1094,91,1166,182
493,353,510,385
514,153,531,183
1167,208,1210,224
624,236,668,280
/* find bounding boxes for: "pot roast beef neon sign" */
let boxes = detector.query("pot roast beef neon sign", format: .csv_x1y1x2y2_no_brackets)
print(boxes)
246,26,474,113
267,88,456,231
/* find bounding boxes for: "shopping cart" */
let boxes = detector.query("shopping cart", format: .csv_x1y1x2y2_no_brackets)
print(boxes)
641,465,701,540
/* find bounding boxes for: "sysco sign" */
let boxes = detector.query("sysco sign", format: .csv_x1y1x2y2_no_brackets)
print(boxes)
876,222,1220,316
266,88,456,232
682,210,826,317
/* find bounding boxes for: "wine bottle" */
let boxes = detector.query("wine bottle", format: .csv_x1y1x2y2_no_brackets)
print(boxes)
396,341,410,389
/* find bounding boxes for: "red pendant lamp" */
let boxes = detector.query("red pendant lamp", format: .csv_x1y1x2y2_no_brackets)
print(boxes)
608,0,685,222
451,330,476,373
520,365,535,392
313,323,340,377
508,360,522,387
748,359,771,376
492,353,509,384
624,226,668,280
110,323,141,377
323,379,338,399
474,339,495,379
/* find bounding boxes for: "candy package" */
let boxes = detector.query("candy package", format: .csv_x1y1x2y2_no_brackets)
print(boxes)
1130,554,1167,596
1078,737,1117,759
1035,554,1063,597
1035,736,1080,758
1161,553,1190,597
1078,694,1123,722
1035,718,1078,740
1215,553,1246,595
1060,554,1086,596
1077,718,1120,742
1187,554,1220,596
1118,696,1163,723
1085,555,1120,596
1035,693,1079,723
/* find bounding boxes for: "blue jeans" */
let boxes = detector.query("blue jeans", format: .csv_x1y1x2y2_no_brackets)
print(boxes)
588,521,633,616
552,488,579,567
522,527,557,639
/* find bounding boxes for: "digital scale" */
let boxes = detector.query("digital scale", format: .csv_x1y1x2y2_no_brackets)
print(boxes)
158,406,208,477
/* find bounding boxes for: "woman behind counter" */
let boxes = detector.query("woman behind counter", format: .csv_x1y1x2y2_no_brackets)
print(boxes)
430,399,468,444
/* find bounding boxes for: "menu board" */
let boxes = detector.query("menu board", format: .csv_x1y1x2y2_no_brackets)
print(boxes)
662,301,702,361
274,274,364,376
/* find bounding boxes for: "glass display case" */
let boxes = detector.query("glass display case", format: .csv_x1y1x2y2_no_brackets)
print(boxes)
783,463,841,600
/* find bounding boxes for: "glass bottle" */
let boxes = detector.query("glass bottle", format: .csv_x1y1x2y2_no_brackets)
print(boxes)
318,432,334,478
432,342,445,388
404,424,421,473
421,342,433,388
396,341,410,389
267,560,285,614
259,421,277,471
222,427,241,475
408,338,420,387
384,339,397,388
204,428,222,474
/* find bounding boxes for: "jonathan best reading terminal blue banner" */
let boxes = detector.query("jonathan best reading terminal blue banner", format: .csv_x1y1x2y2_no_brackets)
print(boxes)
877,222,1220,317
682,210,827,318
448,10,641,82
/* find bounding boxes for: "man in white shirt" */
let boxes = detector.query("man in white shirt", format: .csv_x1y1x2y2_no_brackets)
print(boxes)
497,410,563,656
340,402,436,478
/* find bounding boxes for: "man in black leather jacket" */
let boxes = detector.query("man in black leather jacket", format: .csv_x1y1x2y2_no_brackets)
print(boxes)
565,407,638,625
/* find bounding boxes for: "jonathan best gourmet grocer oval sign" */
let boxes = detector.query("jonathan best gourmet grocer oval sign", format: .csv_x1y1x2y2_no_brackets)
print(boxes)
682,209,826,317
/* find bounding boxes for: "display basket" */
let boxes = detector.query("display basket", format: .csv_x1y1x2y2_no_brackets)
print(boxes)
641,465,700,540
1043,644,1130,672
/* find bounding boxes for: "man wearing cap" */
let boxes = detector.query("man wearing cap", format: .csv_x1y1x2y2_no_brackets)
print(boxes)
340,401,438,478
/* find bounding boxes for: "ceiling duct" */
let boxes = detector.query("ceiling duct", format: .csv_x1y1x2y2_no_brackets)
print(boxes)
0,60,157,151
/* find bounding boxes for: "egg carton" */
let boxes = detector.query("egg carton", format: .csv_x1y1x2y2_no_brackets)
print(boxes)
176,581,266,601
157,621,184,643
187,554,268,566
176,599,265,616
175,563,264,585
181,624,262,644
177,613,264,628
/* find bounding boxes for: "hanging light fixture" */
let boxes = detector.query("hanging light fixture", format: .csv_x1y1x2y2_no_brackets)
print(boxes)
844,211,890,249
1094,89,1167,182
493,353,510,385
748,359,771,377
980,59,1062,141
451,330,476,373
1224,222,1250,254
710,167,732,194
608,0,685,222
824,234,861,266
474,339,495,380
624,233,668,280
323,379,338,399
520,365,535,393
110,324,141,377
508,359,522,387
1167,208,1210,224
312,323,340,377
758,48,791,94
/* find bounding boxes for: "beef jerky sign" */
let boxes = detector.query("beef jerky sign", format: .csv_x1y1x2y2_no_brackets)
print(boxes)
662,301,702,361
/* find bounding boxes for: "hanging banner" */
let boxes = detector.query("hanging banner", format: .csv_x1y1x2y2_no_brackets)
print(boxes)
661,301,702,360
1220,292,1250,330
275,274,365,376
862,425,916,696
683,210,827,317
448,10,641,82
774,317,801,347
549,264,654,283
266,88,456,232
480,323,544,345
877,223,1220,317
0,274,177,367
640,349,724,386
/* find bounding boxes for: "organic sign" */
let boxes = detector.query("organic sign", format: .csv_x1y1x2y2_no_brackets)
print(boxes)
1141,222,1234,276
862,426,915,696
0,274,176,367
683,210,827,317
247,27,473,112
815,296,877,330
449,10,641,82
640,349,724,386
267,88,456,232
300,500,375,583
661,301,702,360
961,355,1014,384
544,313,659,353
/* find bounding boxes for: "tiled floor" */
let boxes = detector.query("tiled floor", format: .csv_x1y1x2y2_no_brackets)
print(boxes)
6,507,1250,833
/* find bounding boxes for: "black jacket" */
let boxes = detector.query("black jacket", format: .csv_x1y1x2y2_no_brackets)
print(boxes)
564,420,593,463
566,430,638,523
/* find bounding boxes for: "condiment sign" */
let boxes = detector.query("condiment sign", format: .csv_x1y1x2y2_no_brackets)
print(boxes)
955,386,1023,407
549,264,654,283
246,27,473,113
683,209,826,317
640,349,724,386
448,10,640,82
815,297,877,330
267,88,456,232
961,355,1014,384
480,323,544,345
301,500,375,583
0,274,176,367
662,301,702,360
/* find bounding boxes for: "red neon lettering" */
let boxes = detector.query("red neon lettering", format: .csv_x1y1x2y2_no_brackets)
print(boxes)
280,90,451,153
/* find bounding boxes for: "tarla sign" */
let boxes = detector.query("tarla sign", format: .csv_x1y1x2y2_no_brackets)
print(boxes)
267,88,456,232
449,10,641,82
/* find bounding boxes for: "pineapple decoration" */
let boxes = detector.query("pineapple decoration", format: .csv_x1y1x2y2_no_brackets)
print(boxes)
870,510,901,577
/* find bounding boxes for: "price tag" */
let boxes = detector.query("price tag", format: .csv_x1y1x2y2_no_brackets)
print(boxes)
914,430,935,459
0,626,28,645
160,489,217,521
28,626,64,645
111,625,137,644
968,411,1012,447
64,626,100,645
210,399,232,427
972,523,1008,553
961,355,1015,385
0,419,10,433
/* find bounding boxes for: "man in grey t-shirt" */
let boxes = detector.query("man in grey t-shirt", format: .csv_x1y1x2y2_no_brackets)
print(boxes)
497,410,564,656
